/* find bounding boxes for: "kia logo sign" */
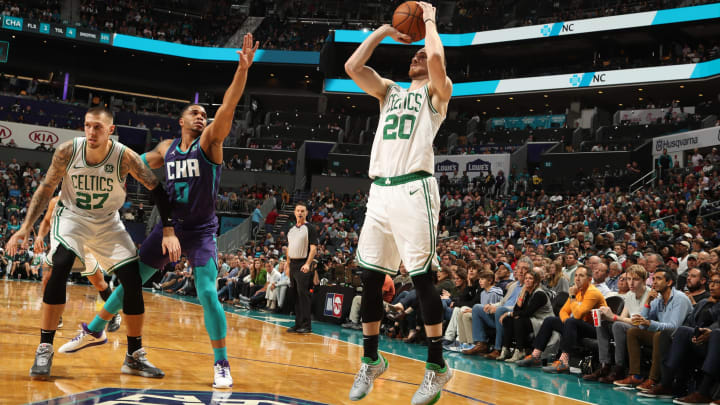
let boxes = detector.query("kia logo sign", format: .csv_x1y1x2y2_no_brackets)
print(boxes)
0,124,11,139
28,130,59,145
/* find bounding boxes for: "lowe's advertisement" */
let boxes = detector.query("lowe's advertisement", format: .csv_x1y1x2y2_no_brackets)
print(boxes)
434,154,511,181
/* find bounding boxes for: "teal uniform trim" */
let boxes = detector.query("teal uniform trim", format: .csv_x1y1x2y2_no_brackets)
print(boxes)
140,152,150,168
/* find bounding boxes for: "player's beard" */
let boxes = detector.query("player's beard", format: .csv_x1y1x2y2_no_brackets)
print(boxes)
408,65,427,80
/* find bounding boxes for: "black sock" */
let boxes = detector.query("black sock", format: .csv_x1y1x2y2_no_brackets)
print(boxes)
40,329,56,345
127,336,142,355
427,336,445,368
99,287,112,302
363,334,379,362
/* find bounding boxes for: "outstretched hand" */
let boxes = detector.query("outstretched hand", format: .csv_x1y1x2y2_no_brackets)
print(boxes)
417,2,436,23
5,228,29,257
237,33,259,71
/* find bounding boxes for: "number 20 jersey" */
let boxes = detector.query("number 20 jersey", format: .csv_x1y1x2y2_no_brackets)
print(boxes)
60,137,127,217
164,137,221,228
368,83,445,179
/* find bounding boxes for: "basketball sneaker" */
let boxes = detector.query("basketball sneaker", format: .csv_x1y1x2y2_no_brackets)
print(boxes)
58,323,107,353
213,359,233,388
121,348,164,378
29,343,53,377
411,363,453,405
57,316,63,329
107,314,122,332
349,355,388,401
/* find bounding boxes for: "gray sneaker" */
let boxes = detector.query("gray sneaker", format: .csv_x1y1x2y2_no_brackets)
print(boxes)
349,355,388,401
121,348,164,378
107,314,122,332
30,343,54,378
411,364,453,405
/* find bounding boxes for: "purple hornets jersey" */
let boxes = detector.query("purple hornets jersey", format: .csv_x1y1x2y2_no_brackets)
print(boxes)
164,137,221,228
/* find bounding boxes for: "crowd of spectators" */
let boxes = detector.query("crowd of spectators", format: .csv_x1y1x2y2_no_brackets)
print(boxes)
77,0,246,47
3,141,720,400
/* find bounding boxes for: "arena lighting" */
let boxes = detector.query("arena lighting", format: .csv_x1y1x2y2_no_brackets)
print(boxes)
699,93,704,96
680,85,685,88
194,92,199,104
62,73,69,101
597,90,603,94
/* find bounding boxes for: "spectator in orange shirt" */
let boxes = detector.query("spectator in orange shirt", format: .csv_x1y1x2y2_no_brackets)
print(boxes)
517,266,606,373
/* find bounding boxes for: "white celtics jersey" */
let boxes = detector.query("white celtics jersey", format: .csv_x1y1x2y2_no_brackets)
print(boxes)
60,137,127,217
368,83,444,178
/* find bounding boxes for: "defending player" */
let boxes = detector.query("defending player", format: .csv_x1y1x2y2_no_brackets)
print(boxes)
61,33,259,389
344,3,454,404
5,106,180,379
35,194,122,332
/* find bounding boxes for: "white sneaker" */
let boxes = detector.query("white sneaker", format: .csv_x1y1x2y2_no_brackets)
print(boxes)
505,349,526,363
213,359,233,388
349,355,388,401
58,323,107,353
411,364,453,405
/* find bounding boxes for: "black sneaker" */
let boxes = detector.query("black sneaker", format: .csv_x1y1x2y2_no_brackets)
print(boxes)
30,343,53,378
295,328,312,334
121,348,164,378
287,326,299,333
107,314,122,332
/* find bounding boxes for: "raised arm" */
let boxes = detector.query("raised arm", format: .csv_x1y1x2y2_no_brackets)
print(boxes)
344,25,411,102
5,141,72,255
200,33,258,162
418,2,453,115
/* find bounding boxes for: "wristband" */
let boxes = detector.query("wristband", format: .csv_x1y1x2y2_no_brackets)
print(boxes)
570,295,576,299
613,315,618,322
644,304,651,308
424,18,435,24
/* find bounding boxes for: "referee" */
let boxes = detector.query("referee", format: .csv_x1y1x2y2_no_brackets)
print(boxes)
286,202,318,334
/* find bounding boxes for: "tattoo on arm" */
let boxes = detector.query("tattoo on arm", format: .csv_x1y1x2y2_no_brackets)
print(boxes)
24,142,72,229
123,149,159,190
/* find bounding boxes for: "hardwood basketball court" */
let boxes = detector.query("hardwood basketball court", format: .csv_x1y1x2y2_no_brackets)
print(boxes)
1,280,651,404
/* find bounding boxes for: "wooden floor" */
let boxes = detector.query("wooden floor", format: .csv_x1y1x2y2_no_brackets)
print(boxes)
0,280,589,405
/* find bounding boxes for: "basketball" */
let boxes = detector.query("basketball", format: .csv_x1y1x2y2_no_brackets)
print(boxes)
392,1,426,43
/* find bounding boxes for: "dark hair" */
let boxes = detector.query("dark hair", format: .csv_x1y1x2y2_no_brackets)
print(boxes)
655,265,678,287
295,201,308,209
181,103,204,115
479,270,495,283
86,106,114,122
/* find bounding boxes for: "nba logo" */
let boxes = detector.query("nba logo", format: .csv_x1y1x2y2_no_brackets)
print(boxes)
324,293,344,318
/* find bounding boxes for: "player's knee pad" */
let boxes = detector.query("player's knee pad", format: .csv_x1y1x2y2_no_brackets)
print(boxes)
360,268,386,323
115,260,144,315
43,245,75,305
411,271,443,326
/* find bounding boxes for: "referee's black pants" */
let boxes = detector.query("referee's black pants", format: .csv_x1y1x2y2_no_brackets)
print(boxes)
290,259,313,330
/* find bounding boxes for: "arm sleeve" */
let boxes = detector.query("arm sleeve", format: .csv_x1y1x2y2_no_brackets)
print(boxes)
307,224,319,245
559,297,572,322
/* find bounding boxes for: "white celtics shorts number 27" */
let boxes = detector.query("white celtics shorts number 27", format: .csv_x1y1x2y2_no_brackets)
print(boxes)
47,203,138,274
356,173,440,277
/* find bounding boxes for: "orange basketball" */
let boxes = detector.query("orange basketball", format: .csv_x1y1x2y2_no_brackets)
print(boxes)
392,1,426,43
